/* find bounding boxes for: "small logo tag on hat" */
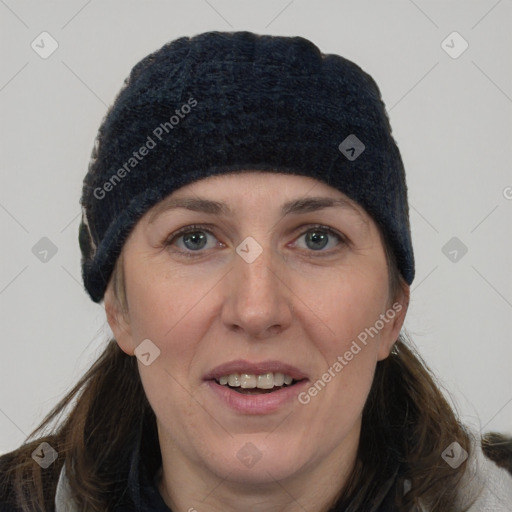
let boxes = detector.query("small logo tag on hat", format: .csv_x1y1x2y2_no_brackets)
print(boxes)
339,135,365,161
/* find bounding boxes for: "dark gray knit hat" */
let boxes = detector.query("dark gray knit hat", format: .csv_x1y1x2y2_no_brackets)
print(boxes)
79,30,414,303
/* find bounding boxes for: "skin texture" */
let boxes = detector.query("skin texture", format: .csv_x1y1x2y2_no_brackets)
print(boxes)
105,171,409,512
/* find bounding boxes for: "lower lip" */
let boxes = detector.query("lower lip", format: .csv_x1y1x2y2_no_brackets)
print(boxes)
206,380,308,414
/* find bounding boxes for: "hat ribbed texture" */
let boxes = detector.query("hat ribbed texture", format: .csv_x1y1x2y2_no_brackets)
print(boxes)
80,30,414,303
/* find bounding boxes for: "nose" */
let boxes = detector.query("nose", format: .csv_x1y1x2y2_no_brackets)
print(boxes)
220,241,294,340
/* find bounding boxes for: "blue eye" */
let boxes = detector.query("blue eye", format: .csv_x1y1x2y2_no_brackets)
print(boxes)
167,226,218,253
164,224,345,256
294,226,344,252
181,231,208,250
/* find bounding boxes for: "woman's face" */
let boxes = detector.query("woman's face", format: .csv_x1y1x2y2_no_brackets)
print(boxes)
106,171,407,492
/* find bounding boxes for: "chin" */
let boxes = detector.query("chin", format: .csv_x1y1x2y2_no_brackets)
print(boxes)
202,434,311,485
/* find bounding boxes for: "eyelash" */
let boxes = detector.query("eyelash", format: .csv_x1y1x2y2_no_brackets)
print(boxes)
163,223,348,258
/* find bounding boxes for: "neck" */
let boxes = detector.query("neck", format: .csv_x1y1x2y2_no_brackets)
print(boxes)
155,425,360,512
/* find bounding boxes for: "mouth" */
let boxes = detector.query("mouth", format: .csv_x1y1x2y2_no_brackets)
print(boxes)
214,372,301,395
204,360,308,413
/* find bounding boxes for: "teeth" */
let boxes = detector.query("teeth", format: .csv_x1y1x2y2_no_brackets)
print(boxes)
273,372,285,386
216,372,296,389
257,373,274,389
228,374,241,387
240,374,257,389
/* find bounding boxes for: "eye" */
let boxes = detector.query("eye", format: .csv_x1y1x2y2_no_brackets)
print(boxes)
293,225,345,252
164,223,346,257
164,225,220,254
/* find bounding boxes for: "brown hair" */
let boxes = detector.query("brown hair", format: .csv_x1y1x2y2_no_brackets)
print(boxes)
0,238,474,511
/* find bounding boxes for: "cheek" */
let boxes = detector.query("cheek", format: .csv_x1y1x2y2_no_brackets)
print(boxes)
124,260,198,343
124,261,213,383
309,266,389,352
137,362,205,458
297,267,388,409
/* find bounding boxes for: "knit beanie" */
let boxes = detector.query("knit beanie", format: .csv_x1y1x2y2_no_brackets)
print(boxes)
79,30,414,303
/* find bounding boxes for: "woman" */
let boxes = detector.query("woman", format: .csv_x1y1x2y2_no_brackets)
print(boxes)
1,30,511,512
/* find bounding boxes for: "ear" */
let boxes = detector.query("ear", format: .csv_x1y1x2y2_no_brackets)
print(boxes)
377,284,410,361
104,282,135,356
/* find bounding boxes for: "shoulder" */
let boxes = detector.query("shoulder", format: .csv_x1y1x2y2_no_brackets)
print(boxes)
457,434,512,511
482,432,512,475
0,442,63,512
0,452,24,512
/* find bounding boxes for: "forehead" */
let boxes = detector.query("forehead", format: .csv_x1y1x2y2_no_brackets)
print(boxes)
146,171,370,225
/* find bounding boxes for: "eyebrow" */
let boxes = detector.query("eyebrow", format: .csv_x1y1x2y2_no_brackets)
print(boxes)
148,196,364,223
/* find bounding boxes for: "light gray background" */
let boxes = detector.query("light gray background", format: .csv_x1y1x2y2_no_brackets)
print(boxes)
1,0,511,455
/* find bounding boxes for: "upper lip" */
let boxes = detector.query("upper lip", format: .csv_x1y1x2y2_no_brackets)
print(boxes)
204,360,308,381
